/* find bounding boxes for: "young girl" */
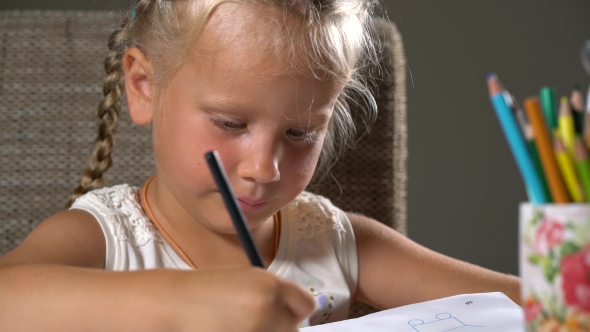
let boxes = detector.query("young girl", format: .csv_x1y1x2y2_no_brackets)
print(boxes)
0,0,520,330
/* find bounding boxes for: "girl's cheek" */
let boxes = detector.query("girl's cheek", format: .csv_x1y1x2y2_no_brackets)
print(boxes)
288,145,323,182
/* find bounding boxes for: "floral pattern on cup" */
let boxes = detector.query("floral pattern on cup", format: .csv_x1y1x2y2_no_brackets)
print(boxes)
534,217,565,255
561,244,590,311
521,206,590,332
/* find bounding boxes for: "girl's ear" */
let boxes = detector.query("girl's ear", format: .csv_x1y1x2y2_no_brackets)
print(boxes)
123,47,154,126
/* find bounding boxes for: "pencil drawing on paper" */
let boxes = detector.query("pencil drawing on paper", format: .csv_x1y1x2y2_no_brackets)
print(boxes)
407,313,486,332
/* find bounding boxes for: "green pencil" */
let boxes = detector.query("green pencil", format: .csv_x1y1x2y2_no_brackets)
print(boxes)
540,87,557,131
574,138,590,202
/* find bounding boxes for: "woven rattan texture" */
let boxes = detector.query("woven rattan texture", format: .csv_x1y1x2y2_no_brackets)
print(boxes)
311,18,407,235
0,11,155,254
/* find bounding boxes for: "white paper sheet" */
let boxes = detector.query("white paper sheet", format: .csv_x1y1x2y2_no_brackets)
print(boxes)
301,292,524,332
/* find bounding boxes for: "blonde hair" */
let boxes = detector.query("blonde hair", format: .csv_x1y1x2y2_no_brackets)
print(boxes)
66,0,379,208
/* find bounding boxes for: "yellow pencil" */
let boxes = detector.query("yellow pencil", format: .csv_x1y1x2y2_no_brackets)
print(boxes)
554,136,585,202
559,96,576,157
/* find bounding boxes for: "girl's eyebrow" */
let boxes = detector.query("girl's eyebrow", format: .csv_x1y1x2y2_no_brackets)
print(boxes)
202,95,333,122
200,96,248,114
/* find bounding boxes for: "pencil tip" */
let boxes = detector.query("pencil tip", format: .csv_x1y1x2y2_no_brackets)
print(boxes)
486,72,497,80
486,73,503,96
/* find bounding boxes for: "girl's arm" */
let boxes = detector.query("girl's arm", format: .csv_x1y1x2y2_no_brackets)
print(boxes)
0,211,314,331
0,210,107,268
0,264,314,331
348,212,521,309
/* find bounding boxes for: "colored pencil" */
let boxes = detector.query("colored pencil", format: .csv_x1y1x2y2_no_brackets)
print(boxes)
509,93,528,135
559,96,576,157
510,96,552,201
502,91,541,203
571,85,585,134
523,97,570,203
540,87,557,131
554,136,585,203
526,132,552,202
574,138,590,203
487,74,547,203
205,150,265,268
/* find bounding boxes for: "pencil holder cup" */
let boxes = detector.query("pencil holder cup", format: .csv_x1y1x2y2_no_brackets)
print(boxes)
519,203,590,331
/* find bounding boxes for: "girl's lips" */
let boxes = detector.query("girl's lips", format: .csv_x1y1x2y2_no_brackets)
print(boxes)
237,199,269,212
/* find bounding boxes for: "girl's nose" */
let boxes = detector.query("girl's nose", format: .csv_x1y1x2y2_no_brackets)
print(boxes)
237,140,281,184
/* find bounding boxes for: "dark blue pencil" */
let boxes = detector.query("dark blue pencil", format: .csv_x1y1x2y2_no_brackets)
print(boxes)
205,150,265,268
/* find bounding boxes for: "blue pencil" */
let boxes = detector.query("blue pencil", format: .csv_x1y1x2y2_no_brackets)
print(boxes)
487,73,547,204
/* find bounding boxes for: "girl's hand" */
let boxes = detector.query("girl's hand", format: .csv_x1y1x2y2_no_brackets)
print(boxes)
164,267,316,331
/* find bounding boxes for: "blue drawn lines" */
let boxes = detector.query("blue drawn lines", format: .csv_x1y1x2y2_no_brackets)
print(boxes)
408,313,486,332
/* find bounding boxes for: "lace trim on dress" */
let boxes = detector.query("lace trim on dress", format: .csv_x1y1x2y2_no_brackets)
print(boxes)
78,184,159,247
288,191,344,241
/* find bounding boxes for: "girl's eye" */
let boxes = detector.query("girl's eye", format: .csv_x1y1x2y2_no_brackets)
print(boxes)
286,129,317,143
210,117,246,131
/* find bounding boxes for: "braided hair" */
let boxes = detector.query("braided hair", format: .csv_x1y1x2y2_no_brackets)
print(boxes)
65,15,133,208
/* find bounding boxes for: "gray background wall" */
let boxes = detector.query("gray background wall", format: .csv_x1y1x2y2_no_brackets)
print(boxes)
2,0,589,276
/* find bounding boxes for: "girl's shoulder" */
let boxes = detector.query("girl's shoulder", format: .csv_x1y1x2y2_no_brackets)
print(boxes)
70,184,157,247
74,184,141,209
284,191,349,241
72,184,143,222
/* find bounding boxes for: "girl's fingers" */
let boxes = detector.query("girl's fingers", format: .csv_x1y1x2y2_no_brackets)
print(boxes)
279,279,316,323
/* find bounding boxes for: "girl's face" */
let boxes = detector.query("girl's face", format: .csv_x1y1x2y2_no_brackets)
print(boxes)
136,3,344,233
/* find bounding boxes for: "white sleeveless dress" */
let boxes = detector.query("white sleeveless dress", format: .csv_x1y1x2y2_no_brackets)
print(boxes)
71,184,358,326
